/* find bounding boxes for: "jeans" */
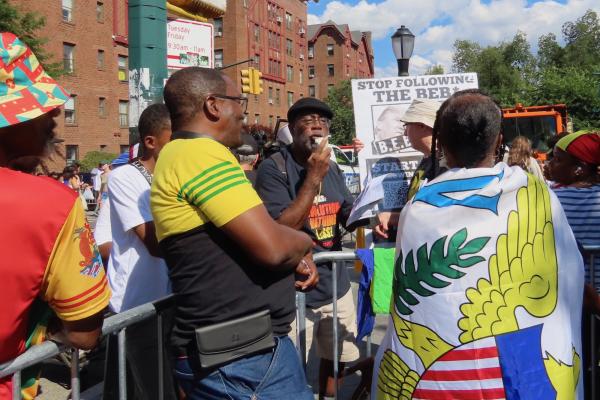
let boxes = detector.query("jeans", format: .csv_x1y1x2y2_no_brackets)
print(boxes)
174,336,313,400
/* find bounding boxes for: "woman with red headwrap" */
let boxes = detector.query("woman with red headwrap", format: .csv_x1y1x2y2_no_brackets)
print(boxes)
549,131,600,394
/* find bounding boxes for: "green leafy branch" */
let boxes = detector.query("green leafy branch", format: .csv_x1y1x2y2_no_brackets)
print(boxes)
394,228,490,315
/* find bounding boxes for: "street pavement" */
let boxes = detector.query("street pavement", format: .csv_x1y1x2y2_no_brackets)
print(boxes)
33,225,390,399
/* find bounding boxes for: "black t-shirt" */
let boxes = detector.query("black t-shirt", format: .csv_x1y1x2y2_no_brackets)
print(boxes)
256,146,354,308
160,223,296,352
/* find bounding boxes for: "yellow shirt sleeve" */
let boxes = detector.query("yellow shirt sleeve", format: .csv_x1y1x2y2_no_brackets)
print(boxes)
40,199,110,321
178,141,262,227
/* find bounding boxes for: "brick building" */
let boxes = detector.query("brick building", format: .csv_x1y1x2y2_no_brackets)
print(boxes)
11,0,130,168
212,0,309,129
307,20,374,100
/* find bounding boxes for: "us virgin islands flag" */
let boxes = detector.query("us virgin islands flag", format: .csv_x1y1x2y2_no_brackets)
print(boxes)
373,163,585,400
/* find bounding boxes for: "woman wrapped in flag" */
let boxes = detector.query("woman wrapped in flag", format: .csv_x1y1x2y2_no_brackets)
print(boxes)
373,90,585,399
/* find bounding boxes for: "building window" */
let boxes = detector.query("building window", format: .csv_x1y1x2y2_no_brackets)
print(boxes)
299,69,303,84
214,50,223,68
286,65,293,82
327,44,334,56
99,144,108,151
97,50,105,70
64,96,76,124
287,91,293,108
66,145,79,165
286,39,293,57
309,85,315,97
268,87,273,103
253,54,260,69
62,0,73,22
96,2,104,22
254,114,260,124
98,97,106,117
269,115,273,127
327,64,334,77
308,45,314,58
118,55,128,81
275,88,280,106
119,101,129,128
214,18,223,36
285,13,292,30
254,25,260,42
328,84,334,92
308,65,315,78
63,43,75,73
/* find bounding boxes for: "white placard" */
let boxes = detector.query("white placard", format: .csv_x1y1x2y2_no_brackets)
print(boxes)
167,19,214,70
351,73,479,211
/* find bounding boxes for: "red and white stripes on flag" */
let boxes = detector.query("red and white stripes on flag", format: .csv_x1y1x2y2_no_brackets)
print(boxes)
412,337,506,400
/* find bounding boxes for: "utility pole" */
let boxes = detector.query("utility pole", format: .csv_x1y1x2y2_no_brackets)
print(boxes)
128,0,168,144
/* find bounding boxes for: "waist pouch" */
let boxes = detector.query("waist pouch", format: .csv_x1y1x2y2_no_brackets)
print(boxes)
194,310,275,370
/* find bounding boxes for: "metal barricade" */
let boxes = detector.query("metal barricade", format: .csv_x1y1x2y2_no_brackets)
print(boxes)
0,295,175,400
295,251,360,400
584,244,600,400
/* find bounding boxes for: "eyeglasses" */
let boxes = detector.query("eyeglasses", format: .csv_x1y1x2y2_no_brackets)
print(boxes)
297,115,331,127
210,94,248,113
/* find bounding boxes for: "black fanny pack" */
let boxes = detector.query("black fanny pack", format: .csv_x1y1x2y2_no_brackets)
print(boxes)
194,310,275,370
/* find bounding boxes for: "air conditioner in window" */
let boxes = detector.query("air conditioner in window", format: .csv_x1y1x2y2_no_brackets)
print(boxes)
276,16,282,23
308,53,314,59
215,32,222,37
308,73,314,78
299,27,305,36
299,54,304,60
268,99,274,104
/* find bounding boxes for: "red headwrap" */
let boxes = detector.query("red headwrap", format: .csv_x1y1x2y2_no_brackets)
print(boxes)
566,134,600,165
556,132,600,165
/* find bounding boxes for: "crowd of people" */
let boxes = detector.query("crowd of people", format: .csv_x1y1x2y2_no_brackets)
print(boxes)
1,31,600,400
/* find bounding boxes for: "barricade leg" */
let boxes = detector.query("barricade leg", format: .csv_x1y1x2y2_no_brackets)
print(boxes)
118,329,127,400
332,261,339,400
70,348,80,400
295,291,307,372
157,313,164,400
12,370,21,399
591,253,597,400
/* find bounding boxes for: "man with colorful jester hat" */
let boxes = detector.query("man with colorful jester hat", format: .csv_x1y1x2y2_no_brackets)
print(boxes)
373,90,585,399
0,33,110,399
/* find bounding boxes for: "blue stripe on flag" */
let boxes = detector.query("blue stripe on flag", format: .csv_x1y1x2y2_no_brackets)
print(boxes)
496,325,556,400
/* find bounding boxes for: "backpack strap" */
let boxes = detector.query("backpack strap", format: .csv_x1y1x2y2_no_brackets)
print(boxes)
130,160,153,186
270,151,287,178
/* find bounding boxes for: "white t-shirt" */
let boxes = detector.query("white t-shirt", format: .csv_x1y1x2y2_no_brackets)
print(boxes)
107,164,171,313
91,168,102,192
94,197,112,246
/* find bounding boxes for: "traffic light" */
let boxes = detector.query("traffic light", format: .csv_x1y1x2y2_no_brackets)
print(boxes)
240,68,253,94
252,69,263,95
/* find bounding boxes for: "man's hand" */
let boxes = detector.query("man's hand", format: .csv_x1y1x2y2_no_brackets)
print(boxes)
295,254,319,291
374,211,400,239
306,137,331,183
352,137,365,154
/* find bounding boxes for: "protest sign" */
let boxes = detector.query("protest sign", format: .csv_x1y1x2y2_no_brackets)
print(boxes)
351,73,478,212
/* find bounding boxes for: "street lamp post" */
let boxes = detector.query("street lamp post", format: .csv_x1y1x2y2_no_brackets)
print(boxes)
391,25,415,77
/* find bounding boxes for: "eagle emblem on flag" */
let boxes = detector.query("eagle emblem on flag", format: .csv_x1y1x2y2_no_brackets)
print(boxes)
373,165,584,399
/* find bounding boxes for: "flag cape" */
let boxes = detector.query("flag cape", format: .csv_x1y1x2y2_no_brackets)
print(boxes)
372,163,585,400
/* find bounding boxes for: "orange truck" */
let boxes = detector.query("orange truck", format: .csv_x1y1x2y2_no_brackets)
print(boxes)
502,103,569,160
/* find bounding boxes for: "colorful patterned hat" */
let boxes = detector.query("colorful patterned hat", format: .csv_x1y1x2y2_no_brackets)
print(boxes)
0,32,70,128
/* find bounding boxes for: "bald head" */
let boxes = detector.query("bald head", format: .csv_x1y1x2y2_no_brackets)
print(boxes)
163,67,227,130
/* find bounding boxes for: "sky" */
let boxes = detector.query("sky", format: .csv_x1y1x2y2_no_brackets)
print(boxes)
306,0,600,77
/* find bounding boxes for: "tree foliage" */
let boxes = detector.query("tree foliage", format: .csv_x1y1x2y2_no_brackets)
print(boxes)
0,0,63,77
425,64,445,75
451,9,600,130
80,151,118,173
324,80,356,145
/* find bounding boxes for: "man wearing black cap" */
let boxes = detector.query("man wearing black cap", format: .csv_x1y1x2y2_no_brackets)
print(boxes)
256,97,360,398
